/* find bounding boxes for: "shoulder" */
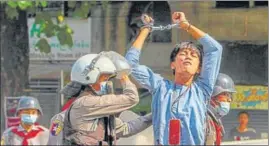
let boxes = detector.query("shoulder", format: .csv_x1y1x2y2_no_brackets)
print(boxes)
37,125,49,132
151,79,172,93
51,111,66,121
247,128,257,133
2,126,16,135
192,82,203,92
36,125,49,138
73,93,96,105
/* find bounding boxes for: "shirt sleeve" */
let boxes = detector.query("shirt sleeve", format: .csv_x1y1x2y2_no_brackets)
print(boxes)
125,47,163,94
196,34,223,99
73,79,139,117
47,114,64,145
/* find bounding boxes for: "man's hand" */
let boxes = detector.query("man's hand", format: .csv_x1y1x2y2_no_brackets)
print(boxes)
132,14,154,50
141,14,154,31
172,12,190,30
172,12,205,39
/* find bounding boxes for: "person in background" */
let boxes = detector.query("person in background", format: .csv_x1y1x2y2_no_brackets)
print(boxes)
205,73,236,145
228,111,258,141
1,96,49,145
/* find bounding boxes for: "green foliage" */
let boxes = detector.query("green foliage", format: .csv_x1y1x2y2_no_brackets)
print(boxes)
67,1,76,9
35,38,51,54
3,1,109,53
17,1,32,10
5,6,18,19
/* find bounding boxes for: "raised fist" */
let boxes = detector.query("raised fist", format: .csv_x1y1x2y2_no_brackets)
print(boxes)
141,14,154,26
172,12,189,29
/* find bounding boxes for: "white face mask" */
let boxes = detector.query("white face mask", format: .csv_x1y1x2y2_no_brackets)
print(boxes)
94,82,108,95
217,102,230,116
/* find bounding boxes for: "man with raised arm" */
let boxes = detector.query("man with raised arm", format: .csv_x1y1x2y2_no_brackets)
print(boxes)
125,12,223,145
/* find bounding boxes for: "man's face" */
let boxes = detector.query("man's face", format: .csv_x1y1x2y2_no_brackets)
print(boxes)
171,48,201,76
238,113,249,126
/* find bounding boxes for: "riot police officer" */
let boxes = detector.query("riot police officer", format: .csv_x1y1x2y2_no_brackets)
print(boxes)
205,73,237,145
61,51,140,145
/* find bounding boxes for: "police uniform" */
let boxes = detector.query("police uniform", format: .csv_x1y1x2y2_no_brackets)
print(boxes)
47,109,152,145
58,51,142,145
1,96,49,145
63,80,139,145
1,124,49,145
47,111,66,145
205,110,225,145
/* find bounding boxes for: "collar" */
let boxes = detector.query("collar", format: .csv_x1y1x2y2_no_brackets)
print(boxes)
18,124,39,132
236,127,249,133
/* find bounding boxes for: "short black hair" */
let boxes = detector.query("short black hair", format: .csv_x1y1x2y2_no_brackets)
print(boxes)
238,111,250,118
170,42,203,75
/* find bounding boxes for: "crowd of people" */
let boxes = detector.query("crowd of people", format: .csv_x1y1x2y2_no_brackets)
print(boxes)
0,12,260,145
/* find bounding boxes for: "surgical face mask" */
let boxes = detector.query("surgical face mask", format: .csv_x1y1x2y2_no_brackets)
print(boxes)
21,114,38,124
216,102,230,117
95,82,108,95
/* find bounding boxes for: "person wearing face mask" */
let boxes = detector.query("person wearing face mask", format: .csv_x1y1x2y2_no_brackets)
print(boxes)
205,73,236,145
60,51,143,145
1,96,49,145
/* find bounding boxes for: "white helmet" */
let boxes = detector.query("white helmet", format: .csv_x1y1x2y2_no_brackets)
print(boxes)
71,53,117,85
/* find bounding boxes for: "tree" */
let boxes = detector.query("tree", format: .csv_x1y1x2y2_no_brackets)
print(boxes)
0,0,108,133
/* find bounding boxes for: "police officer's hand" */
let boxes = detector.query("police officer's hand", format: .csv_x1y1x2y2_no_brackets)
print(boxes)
120,74,130,83
172,12,190,30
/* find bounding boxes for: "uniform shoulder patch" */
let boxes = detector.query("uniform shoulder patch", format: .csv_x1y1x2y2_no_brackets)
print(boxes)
50,119,64,136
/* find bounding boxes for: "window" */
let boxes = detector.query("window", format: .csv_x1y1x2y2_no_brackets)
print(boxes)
151,1,172,42
37,1,63,12
254,1,268,7
216,1,249,8
127,1,153,42
127,1,171,43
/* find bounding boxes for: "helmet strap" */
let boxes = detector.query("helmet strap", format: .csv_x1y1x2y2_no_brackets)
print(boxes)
88,85,99,96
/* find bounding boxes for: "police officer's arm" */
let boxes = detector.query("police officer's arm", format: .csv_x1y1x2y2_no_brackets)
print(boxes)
77,75,139,117
115,113,152,138
173,12,223,98
47,114,64,145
